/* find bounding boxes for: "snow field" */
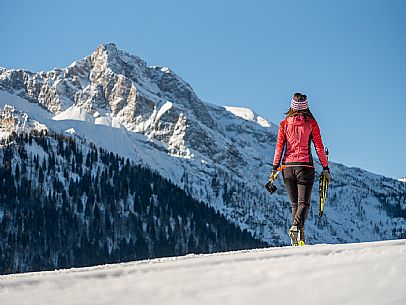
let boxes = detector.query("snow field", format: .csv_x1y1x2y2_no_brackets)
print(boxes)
0,239,405,305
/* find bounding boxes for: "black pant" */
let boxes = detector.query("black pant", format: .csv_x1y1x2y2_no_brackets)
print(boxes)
282,167,315,232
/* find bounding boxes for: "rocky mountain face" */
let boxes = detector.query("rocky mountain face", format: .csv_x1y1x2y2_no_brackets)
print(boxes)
0,43,405,246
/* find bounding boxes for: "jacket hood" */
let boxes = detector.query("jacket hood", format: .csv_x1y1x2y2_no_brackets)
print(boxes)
287,115,307,126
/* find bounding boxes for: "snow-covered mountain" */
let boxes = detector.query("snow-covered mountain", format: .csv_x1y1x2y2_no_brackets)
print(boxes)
0,43,405,246
1,239,405,305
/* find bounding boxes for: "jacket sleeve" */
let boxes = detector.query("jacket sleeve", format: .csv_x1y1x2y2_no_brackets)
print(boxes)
272,120,286,169
310,119,329,169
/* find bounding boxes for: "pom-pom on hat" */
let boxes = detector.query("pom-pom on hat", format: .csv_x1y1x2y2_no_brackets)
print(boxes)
290,93,308,110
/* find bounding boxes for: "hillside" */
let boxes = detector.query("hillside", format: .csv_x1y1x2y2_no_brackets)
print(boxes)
0,131,265,274
1,239,405,305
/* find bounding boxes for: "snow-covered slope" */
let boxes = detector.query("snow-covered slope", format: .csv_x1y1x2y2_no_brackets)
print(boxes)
224,106,272,128
1,239,405,305
0,43,405,246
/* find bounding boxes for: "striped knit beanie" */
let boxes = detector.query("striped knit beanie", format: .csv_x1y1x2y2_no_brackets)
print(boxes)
290,95,308,110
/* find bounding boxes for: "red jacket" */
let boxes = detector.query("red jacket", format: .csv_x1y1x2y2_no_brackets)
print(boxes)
273,115,329,169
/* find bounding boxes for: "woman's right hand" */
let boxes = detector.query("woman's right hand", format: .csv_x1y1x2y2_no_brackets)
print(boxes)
270,169,278,181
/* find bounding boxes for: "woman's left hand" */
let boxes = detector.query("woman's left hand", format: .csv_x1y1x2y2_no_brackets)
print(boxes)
322,169,331,182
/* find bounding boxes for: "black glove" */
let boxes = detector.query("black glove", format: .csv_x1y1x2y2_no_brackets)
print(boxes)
322,169,331,182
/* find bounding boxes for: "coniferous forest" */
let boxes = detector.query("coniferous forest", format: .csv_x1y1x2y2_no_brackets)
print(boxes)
0,131,267,274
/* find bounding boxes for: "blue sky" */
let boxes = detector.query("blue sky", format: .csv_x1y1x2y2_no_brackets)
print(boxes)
1,0,405,179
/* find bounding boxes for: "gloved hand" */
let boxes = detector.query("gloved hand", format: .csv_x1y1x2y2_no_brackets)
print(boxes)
322,169,331,182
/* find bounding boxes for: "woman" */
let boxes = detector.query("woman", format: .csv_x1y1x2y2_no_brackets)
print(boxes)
272,93,330,246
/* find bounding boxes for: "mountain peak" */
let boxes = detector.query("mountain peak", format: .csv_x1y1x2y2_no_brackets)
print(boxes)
92,42,120,62
97,42,118,52
90,42,147,75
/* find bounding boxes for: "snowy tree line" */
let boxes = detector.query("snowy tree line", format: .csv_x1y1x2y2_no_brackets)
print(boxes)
0,131,267,274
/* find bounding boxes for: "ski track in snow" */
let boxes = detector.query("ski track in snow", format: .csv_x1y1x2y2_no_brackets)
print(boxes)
0,239,405,305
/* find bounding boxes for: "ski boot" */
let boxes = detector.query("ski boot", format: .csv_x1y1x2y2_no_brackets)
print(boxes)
298,227,305,246
288,225,300,246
